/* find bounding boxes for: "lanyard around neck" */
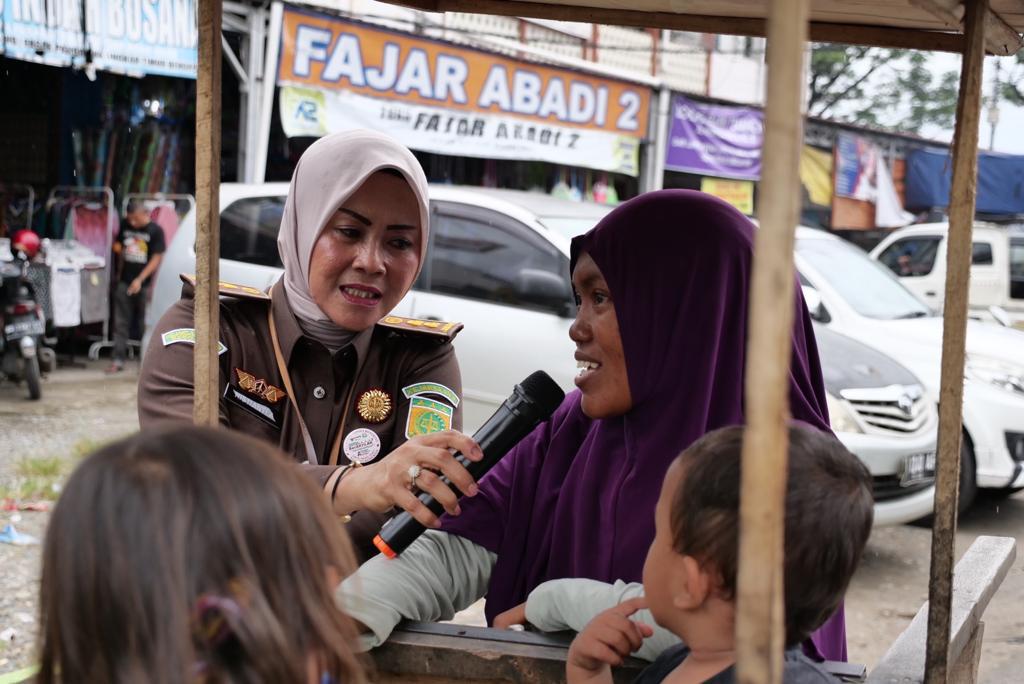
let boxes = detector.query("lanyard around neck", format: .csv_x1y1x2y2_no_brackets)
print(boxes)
266,298,347,466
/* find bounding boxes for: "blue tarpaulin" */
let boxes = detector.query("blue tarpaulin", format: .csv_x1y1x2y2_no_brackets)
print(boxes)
905,148,1024,215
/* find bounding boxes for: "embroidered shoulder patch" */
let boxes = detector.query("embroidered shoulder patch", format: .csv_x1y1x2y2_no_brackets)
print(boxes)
405,396,454,439
180,274,270,300
377,315,463,340
161,328,227,355
402,382,460,407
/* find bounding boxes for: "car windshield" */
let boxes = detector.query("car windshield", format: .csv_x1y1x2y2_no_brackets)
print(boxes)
797,236,933,320
537,214,611,241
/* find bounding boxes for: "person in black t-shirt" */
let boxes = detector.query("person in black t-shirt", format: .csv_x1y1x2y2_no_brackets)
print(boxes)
107,201,166,373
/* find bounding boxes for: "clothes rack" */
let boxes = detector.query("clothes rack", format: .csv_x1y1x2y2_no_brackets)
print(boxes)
45,186,116,361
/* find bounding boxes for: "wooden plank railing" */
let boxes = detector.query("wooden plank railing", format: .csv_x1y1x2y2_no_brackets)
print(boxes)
369,622,645,683
370,622,866,683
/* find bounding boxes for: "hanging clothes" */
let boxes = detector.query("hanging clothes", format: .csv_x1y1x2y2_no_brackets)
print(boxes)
25,263,53,323
72,204,113,259
46,226,110,328
51,266,82,328
79,265,108,324
45,201,72,240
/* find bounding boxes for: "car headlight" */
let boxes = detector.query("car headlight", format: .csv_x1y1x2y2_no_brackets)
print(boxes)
826,393,863,434
965,355,1024,396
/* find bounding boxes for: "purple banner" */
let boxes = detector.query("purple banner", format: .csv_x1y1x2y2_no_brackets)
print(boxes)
665,96,763,180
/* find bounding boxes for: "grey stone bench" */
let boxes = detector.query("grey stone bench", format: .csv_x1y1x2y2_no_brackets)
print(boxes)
867,535,1017,684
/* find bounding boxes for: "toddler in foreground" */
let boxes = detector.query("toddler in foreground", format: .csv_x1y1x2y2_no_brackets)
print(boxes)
567,425,874,683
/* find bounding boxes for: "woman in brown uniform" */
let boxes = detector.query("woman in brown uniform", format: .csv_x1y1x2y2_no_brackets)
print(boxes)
139,130,480,560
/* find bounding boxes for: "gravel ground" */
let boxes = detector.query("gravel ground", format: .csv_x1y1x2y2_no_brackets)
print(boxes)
0,362,1021,680
0,360,139,675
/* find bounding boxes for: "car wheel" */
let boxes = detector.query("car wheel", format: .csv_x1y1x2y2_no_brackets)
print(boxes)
911,437,976,526
958,437,977,516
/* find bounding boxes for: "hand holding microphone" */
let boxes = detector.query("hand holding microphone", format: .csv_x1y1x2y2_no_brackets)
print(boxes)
341,429,484,528
374,371,565,558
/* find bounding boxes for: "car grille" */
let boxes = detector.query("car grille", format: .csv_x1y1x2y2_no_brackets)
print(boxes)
872,474,933,502
839,384,930,435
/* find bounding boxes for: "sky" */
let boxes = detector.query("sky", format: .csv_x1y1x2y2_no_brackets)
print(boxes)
919,53,1024,155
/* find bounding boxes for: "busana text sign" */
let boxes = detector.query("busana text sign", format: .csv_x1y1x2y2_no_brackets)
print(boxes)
1,0,198,78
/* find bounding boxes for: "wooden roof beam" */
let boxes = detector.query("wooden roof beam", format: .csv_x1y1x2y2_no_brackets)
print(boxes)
914,0,1023,55
388,0,1022,55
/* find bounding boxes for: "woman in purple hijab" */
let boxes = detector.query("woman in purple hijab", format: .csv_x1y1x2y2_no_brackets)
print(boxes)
338,190,847,662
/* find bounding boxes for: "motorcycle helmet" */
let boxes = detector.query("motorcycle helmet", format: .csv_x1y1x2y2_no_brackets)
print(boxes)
11,229,41,260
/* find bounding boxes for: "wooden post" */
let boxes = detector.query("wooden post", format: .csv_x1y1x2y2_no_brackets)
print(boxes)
925,0,987,681
734,0,809,682
194,0,222,426
950,622,985,683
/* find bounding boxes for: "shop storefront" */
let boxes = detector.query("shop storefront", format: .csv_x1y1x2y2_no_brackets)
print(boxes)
1,0,200,234
0,0,199,356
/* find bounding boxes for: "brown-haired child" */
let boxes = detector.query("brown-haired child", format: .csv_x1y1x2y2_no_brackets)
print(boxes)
37,426,367,684
566,424,874,683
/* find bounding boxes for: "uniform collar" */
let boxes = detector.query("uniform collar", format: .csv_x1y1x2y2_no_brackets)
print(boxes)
270,280,375,369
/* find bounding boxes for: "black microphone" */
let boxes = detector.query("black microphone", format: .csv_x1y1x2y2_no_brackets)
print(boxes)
373,370,565,559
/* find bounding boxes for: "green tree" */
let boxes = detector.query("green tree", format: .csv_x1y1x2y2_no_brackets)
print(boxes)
999,52,1024,105
808,45,959,134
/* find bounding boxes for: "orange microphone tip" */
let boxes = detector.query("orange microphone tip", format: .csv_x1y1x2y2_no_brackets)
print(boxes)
373,534,397,559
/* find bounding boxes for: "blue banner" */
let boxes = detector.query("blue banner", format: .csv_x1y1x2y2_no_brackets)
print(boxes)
905,148,1024,215
1,0,197,78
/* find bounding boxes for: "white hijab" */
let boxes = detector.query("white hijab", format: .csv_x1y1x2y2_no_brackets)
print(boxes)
277,130,430,350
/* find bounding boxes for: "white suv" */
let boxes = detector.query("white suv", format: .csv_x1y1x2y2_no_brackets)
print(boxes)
869,222,1024,327
796,227,1024,510
146,185,938,525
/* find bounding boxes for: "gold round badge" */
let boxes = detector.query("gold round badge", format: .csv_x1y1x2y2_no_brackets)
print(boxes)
356,389,393,424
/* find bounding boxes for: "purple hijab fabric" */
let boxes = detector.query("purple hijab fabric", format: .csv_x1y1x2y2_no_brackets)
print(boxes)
441,190,846,661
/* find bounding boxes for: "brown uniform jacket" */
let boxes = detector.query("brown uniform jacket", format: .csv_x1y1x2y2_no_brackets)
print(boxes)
139,276,463,560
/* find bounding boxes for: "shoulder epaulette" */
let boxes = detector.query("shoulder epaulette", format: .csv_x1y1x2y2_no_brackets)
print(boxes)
377,315,463,340
180,274,271,301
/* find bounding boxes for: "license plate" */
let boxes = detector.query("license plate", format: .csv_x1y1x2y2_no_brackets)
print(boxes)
3,318,44,339
901,452,936,487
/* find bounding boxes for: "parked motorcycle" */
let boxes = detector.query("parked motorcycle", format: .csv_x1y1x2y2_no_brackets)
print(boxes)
1,230,53,400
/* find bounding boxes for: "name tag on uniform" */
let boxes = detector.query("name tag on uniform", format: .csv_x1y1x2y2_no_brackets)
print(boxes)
224,368,286,428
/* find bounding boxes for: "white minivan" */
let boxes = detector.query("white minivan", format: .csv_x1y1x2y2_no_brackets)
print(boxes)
146,185,939,525
796,227,1024,510
870,222,1024,327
